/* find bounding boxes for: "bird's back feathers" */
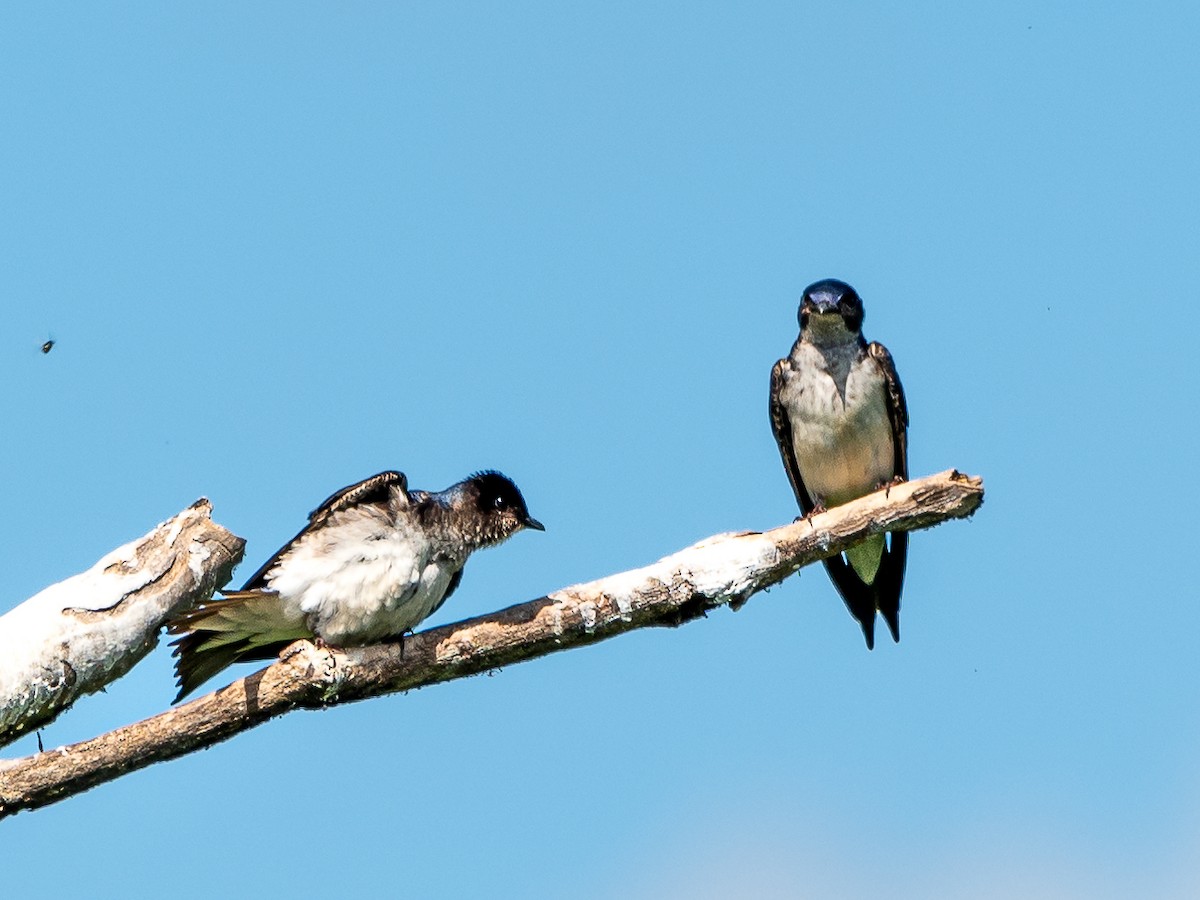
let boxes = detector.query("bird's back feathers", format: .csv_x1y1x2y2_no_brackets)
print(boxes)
241,471,409,590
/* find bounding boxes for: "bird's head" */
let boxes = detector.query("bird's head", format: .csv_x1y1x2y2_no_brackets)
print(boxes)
798,278,864,345
460,470,544,547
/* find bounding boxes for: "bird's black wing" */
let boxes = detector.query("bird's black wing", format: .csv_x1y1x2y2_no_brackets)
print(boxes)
868,342,909,479
427,566,464,621
861,341,909,643
239,470,409,590
750,357,821,618
308,470,409,525
769,358,817,515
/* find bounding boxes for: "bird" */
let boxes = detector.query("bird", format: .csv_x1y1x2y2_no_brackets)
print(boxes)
40,339,55,354
768,278,909,649
168,469,544,701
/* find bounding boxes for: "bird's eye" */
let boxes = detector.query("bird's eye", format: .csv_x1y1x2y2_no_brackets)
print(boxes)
841,299,863,330
493,495,507,510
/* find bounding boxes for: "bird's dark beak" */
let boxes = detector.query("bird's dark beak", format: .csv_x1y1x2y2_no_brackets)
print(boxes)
523,515,546,532
807,296,840,315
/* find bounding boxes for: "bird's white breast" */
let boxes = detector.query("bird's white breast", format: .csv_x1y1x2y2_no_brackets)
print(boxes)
782,342,895,507
266,506,463,645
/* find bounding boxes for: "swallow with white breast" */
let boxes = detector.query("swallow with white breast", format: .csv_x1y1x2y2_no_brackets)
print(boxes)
169,469,543,700
769,279,909,648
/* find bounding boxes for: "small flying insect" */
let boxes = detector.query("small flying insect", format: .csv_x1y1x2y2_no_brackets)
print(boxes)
41,339,55,354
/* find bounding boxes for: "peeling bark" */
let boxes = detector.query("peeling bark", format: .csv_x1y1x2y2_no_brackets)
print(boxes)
0,469,982,820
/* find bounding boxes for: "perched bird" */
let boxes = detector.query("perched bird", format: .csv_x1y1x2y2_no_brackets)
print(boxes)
169,469,543,701
769,278,909,648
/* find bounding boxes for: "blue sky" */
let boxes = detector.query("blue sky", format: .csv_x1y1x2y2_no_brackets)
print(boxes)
2,3,1197,897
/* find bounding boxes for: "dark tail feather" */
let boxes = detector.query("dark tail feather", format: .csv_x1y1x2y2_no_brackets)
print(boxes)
856,605,877,650
170,631,254,703
877,531,907,644
824,528,908,649
167,592,309,703
879,604,900,645
823,555,879,650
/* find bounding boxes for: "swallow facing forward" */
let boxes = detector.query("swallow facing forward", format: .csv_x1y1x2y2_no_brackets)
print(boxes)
769,279,909,648
169,469,543,700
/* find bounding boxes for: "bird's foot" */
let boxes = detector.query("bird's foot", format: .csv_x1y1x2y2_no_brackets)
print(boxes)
881,476,906,498
804,500,828,528
397,630,416,661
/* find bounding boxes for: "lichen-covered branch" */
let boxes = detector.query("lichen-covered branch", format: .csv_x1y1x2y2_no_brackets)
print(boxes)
0,469,983,820
0,501,245,748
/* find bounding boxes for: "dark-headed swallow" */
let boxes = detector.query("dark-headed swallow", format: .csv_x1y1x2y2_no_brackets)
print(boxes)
769,278,909,648
168,469,543,700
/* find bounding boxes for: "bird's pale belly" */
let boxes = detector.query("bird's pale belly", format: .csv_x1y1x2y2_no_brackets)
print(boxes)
314,562,457,645
791,401,893,584
790,400,894,507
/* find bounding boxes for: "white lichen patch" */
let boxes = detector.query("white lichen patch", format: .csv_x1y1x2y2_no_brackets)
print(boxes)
0,503,229,744
592,567,656,599
576,600,598,633
614,594,633,622
655,533,779,605
187,540,212,581
540,598,567,638
164,514,186,549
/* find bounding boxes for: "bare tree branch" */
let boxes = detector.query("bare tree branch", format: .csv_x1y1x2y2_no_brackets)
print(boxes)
0,500,245,748
0,469,982,819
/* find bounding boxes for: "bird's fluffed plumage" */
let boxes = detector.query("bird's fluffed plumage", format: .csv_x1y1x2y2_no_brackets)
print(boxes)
769,279,909,648
168,469,542,701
